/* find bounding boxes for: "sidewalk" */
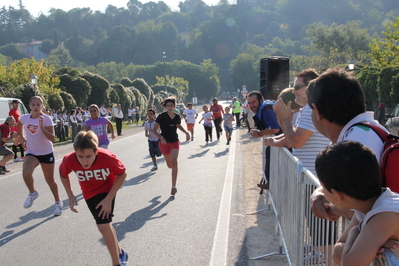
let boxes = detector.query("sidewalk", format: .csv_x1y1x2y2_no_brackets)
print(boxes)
240,129,289,266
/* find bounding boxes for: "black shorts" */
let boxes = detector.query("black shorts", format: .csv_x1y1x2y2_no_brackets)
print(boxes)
26,152,55,164
85,193,115,224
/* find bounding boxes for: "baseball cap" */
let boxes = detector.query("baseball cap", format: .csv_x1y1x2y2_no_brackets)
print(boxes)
12,100,19,104
213,97,218,101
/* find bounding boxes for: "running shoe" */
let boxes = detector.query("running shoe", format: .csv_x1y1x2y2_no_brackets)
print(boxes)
210,138,212,142
120,249,129,266
2,166,10,172
54,201,63,216
0,168,5,175
227,141,230,145
151,165,158,171
24,191,39,208
14,157,24,162
171,187,177,196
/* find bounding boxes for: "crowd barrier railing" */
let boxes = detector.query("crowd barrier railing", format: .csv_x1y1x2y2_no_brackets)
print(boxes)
251,144,396,265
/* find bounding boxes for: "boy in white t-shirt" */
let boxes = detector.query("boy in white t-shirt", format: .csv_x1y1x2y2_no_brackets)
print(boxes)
316,141,399,265
182,102,198,141
144,108,162,171
198,105,214,145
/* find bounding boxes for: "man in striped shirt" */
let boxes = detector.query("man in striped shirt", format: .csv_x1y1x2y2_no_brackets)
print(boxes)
264,69,330,176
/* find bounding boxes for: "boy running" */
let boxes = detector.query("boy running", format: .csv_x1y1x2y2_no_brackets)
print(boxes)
59,131,128,266
222,106,234,145
144,108,162,171
198,105,214,145
182,102,198,141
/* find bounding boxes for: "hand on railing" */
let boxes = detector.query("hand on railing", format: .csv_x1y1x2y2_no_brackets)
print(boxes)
310,187,340,221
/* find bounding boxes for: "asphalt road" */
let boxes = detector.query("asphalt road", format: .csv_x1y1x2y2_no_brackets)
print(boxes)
0,104,249,266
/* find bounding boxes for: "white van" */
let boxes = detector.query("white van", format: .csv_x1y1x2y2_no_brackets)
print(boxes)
0,97,29,124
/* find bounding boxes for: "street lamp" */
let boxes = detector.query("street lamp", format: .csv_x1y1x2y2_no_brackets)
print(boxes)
163,52,167,93
30,74,38,95
348,59,355,71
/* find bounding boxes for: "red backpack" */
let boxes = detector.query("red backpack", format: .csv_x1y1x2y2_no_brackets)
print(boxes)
349,123,399,193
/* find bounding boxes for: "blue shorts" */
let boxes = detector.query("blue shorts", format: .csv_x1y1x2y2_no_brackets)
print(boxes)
224,125,233,136
148,140,162,157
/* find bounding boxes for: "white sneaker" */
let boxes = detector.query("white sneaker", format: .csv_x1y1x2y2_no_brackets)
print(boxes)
151,165,158,171
14,157,24,162
24,191,39,208
54,201,63,216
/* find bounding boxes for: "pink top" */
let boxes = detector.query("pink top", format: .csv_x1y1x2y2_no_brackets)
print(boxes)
20,114,54,155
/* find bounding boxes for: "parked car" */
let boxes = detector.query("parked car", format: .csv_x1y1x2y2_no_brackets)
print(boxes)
385,103,399,135
0,97,29,124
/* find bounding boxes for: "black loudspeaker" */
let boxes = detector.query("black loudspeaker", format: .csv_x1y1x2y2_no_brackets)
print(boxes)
260,56,289,100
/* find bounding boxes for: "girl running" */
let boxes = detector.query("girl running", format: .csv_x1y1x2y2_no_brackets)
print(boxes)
18,96,63,215
153,97,190,196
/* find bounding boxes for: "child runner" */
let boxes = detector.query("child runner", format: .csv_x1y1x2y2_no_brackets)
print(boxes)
222,106,234,145
182,102,198,141
152,97,190,196
59,131,128,266
198,105,214,145
315,141,399,265
144,108,162,171
18,96,63,215
83,104,115,149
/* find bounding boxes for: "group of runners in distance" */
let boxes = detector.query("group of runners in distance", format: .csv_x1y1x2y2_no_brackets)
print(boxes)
12,95,237,266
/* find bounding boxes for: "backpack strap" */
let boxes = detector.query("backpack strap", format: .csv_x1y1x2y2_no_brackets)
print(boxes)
348,122,388,142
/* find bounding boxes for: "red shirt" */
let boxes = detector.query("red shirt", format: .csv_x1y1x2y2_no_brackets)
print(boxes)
9,108,20,132
0,123,10,146
59,148,126,200
210,104,224,119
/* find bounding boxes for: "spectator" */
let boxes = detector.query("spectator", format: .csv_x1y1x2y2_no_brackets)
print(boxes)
114,104,124,136
247,91,281,189
99,103,107,117
83,104,115,149
210,98,224,141
127,106,133,124
62,109,69,139
306,68,388,221
69,109,78,143
0,116,18,174
315,141,399,265
264,69,329,176
56,111,66,142
9,99,25,162
232,97,242,127
135,107,140,126
76,107,83,133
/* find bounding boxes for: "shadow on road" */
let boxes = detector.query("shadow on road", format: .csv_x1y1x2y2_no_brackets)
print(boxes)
0,194,84,247
123,172,156,187
112,196,172,241
188,149,210,159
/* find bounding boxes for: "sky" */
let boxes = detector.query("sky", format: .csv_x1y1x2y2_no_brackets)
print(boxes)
13,0,224,17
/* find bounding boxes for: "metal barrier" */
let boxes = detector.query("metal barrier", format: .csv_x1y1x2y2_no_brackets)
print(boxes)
251,144,398,265
251,145,346,265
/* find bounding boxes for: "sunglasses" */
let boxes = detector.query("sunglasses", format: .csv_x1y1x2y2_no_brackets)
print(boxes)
294,84,307,91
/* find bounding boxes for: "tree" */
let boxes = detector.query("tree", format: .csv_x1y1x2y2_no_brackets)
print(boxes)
0,43,26,60
229,53,258,93
370,17,399,68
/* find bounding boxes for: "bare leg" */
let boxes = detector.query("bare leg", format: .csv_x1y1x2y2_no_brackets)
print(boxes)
163,153,172,169
0,153,14,167
170,149,179,187
22,156,40,193
151,156,157,165
97,223,121,266
41,163,60,202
